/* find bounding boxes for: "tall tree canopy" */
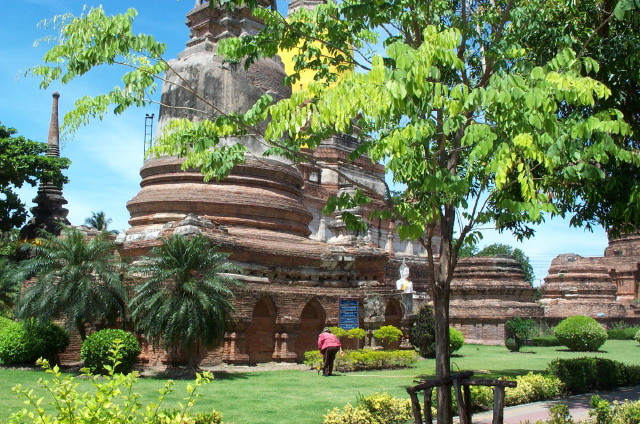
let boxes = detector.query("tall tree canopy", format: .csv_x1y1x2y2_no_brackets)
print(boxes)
0,123,69,232
28,1,640,420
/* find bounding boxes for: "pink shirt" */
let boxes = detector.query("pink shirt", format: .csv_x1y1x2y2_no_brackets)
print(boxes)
318,332,342,351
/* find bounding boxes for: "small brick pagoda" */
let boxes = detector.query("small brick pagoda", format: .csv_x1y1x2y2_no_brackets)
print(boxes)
539,233,639,322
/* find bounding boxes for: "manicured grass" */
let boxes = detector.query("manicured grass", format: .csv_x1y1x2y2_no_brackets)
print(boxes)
0,340,638,424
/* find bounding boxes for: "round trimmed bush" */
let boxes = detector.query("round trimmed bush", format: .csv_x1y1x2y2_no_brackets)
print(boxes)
81,329,141,374
0,318,69,365
0,317,29,364
27,320,69,362
554,315,607,352
450,327,464,353
635,330,640,344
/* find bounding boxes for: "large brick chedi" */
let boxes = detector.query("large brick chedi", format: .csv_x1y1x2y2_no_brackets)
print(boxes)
119,1,396,365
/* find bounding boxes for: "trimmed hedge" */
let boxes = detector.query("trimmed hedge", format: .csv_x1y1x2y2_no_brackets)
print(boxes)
547,357,640,393
0,317,69,365
554,315,607,351
81,329,141,374
607,326,640,340
529,336,561,347
304,349,418,372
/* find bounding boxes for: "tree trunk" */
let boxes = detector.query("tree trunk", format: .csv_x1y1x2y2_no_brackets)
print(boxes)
76,321,87,341
433,280,452,424
434,204,456,424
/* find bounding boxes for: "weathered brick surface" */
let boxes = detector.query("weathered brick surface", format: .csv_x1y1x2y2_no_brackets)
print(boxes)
540,253,629,319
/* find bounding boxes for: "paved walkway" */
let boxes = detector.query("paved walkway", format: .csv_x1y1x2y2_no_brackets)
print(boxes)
455,384,640,423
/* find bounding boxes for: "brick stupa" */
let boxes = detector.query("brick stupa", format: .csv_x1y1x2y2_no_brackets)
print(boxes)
118,1,399,365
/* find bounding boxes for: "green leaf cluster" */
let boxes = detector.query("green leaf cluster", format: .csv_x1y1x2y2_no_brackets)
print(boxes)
7,346,222,424
80,329,141,374
0,317,69,365
28,7,167,136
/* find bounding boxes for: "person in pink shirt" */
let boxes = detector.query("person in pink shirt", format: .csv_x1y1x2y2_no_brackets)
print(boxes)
317,327,344,376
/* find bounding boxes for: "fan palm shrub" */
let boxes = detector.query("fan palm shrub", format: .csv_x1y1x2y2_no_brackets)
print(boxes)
14,227,127,339
129,234,241,370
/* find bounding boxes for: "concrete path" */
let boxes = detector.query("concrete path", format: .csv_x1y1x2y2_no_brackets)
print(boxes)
455,384,640,423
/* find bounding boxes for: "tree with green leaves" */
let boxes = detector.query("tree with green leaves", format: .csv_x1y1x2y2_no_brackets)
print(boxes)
28,1,640,420
128,234,241,371
477,243,535,285
84,211,113,232
15,226,127,340
515,1,640,234
0,123,69,232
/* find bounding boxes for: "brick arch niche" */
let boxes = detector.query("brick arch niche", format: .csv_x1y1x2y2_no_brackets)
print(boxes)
246,296,277,363
295,298,326,360
383,299,403,350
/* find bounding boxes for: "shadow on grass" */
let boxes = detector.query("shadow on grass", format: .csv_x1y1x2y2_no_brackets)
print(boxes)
412,368,538,380
554,348,609,353
145,369,250,380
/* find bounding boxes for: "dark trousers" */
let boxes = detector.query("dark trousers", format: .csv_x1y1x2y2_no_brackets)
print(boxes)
322,346,339,376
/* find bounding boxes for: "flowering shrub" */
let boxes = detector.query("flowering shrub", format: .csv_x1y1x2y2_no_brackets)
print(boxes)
469,373,564,411
526,397,640,424
304,349,418,372
506,373,564,406
554,315,607,352
323,393,413,424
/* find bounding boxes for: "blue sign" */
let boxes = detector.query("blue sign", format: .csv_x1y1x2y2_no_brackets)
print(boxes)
339,298,359,330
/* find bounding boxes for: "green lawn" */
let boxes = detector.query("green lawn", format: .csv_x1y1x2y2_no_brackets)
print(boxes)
0,340,638,424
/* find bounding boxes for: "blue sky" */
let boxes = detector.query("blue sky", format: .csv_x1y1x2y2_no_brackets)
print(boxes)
1,1,610,284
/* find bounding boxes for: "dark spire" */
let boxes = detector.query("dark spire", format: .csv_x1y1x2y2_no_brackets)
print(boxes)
19,92,70,240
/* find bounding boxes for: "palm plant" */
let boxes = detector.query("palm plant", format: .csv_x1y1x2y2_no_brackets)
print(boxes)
129,234,241,370
15,226,127,340
84,211,112,231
